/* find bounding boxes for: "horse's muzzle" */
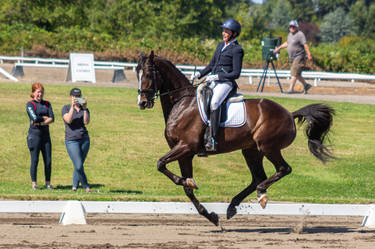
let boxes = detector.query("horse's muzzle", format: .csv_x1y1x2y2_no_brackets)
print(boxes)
138,100,154,110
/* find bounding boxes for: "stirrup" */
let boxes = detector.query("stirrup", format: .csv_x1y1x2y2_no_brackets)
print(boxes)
205,138,217,152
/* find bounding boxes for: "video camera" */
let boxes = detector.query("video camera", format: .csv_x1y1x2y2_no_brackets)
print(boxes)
261,37,282,61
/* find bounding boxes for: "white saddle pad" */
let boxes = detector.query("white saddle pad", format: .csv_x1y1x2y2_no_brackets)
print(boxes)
196,88,246,128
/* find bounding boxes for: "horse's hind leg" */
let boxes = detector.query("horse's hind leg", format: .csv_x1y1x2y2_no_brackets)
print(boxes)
179,157,219,226
227,148,266,220
256,150,292,208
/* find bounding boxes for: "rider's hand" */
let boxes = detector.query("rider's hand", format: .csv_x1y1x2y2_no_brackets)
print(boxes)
190,72,200,81
206,74,219,82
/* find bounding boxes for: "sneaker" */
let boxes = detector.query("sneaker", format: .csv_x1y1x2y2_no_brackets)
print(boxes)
32,185,38,190
45,185,53,189
72,187,77,192
303,83,312,94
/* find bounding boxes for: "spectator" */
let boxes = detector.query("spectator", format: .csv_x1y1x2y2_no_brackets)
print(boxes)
273,20,312,94
26,83,54,190
62,88,91,192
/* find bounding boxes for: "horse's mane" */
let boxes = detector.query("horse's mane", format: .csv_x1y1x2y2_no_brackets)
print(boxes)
154,56,190,85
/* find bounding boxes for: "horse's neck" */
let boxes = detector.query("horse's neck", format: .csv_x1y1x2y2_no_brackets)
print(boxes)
157,61,192,123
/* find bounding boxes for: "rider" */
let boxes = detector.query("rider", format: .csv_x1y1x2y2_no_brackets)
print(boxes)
190,19,244,152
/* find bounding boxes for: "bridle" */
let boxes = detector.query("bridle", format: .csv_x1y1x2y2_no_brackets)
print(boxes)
138,62,159,101
138,60,206,103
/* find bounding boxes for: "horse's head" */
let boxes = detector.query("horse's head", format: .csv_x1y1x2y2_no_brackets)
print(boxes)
137,51,159,110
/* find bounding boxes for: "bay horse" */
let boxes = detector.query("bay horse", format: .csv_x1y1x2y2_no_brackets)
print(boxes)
136,51,334,226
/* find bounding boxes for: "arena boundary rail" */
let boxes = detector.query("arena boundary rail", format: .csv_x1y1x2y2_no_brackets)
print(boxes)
1,55,375,85
0,200,374,227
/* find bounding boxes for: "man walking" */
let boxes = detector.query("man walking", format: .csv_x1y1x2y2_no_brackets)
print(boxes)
273,20,312,94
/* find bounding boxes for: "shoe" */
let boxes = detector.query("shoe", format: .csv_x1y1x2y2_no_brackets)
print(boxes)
85,187,91,193
303,83,312,94
72,187,77,192
32,185,38,190
45,185,53,189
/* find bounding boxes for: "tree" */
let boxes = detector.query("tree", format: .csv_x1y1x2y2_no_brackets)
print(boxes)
320,7,357,42
270,0,292,29
350,0,375,38
287,0,315,22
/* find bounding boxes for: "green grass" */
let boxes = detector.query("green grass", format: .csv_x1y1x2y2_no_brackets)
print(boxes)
0,82,374,203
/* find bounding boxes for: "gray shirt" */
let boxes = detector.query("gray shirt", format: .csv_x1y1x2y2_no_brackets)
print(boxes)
62,104,89,140
287,30,307,62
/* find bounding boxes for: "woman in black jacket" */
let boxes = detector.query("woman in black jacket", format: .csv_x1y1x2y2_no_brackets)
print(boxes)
26,83,54,190
190,19,244,152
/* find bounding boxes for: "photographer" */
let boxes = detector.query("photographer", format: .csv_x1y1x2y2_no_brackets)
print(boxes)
62,88,91,192
273,20,312,94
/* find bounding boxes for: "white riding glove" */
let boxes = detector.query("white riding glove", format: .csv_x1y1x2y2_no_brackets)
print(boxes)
206,74,219,82
190,72,200,81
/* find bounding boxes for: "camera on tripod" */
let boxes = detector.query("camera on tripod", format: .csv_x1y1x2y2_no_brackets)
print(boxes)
261,37,282,62
257,36,283,93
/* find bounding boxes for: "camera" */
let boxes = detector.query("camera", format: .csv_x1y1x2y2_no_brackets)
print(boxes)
76,97,85,104
261,37,282,61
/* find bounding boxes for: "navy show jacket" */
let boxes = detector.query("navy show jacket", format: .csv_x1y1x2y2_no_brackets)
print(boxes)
199,40,244,85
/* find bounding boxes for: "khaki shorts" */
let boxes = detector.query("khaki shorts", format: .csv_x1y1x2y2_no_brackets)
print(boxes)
290,57,306,77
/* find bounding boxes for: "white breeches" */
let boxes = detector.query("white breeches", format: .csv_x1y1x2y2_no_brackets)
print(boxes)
209,81,233,111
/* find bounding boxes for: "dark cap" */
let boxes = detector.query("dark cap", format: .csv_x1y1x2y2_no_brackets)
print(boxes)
70,88,82,97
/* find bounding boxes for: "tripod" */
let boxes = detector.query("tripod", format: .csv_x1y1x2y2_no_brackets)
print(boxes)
256,59,283,93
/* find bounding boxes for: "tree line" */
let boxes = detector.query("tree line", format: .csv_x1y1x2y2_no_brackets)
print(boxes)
0,0,374,73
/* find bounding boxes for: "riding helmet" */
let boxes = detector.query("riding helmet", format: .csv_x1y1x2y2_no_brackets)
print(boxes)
221,19,241,35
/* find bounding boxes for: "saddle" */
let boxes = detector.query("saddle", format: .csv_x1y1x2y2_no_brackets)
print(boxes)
197,83,244,122
196,83,246,156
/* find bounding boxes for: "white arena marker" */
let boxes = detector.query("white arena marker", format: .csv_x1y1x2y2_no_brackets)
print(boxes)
362,205,375,228
59,200,86,225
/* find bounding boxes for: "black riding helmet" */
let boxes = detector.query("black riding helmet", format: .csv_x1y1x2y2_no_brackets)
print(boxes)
221,19,241,36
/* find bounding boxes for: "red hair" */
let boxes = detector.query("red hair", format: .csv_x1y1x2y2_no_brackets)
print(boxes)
30,82,44,98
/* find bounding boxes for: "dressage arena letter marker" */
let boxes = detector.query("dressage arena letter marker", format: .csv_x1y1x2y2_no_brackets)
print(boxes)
59,200,87,225
66,53,96,83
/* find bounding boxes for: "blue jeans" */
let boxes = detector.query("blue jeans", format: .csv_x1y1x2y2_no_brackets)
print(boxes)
65,137,90,189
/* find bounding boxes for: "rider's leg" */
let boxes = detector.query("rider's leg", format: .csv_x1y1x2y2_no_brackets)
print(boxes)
206,82,233,152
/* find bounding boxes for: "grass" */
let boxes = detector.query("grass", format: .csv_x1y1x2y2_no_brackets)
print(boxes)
0,82,374,203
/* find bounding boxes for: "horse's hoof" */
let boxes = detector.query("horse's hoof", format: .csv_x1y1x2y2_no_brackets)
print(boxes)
226,204,237,220
209,212,219,226
258,194,268,209
186,178,199,189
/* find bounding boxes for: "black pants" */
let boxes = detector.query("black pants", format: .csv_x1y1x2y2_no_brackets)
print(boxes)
27,133,52,182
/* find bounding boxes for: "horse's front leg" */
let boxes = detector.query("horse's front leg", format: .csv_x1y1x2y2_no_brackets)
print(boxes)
157,142,198,189
179,157,219,226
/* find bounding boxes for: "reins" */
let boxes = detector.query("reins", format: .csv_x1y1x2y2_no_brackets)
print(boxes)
159,79,206,97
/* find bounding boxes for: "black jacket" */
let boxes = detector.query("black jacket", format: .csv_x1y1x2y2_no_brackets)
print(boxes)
26,100,54,135
199,40,244,84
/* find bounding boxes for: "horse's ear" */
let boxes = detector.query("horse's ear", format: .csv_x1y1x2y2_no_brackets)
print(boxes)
149,51,154,62
138,52,145,59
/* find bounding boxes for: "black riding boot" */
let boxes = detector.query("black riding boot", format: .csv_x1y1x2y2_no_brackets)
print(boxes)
205,108,221,152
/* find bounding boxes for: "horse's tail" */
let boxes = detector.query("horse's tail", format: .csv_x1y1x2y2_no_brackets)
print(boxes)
292,103,335,163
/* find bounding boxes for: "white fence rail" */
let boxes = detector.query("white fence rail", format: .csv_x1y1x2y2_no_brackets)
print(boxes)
0,200,374,227
1,55,375,85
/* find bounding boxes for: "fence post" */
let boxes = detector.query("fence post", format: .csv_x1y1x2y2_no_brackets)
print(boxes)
112,69,127,83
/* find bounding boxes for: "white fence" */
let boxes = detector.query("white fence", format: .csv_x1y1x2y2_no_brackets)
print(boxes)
0,200,374,227
1,55,375,85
